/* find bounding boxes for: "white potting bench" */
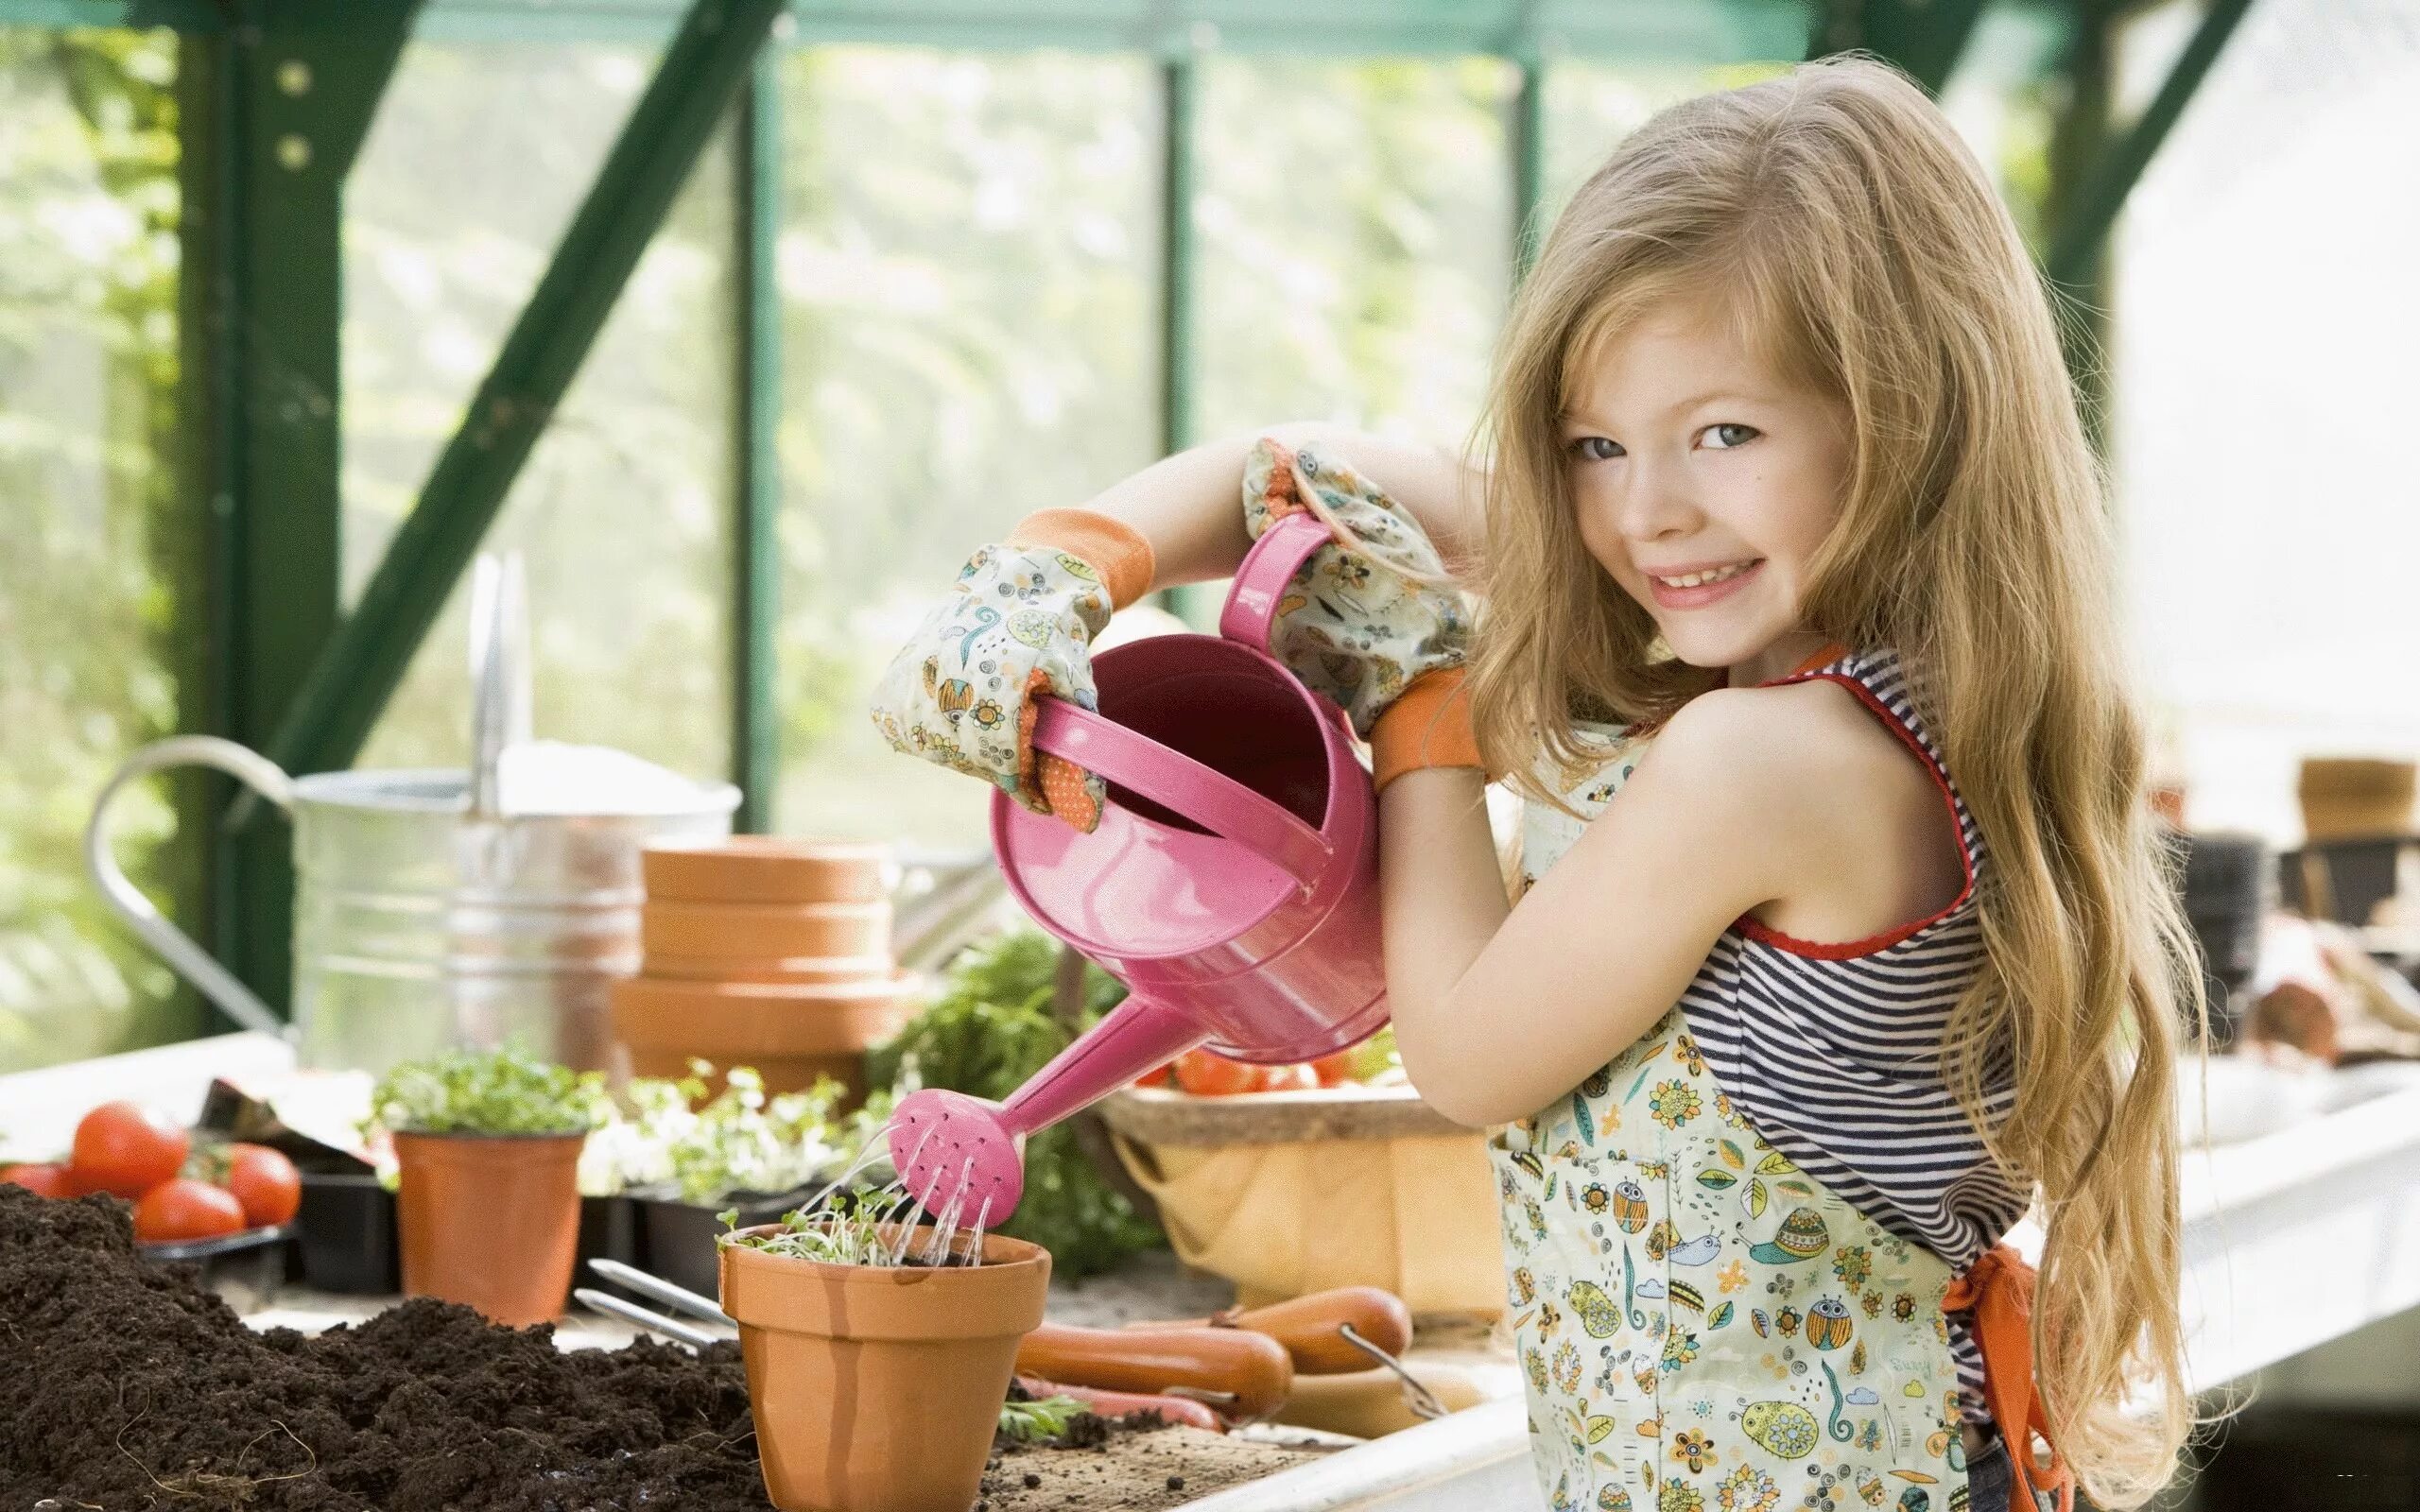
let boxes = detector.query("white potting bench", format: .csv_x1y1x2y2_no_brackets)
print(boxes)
6,1038,2418,1511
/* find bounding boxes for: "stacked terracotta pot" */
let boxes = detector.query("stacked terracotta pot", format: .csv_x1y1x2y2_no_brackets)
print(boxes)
611,838,917,1108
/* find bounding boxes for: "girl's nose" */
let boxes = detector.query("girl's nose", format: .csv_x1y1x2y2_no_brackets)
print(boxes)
1615,455,1703,541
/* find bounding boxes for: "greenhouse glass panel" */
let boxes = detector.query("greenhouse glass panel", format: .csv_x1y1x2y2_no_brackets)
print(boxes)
349,42,737,786
2113,0,2420,842
1192,55,1515,448
0,26,196,1071
771,46,1159,850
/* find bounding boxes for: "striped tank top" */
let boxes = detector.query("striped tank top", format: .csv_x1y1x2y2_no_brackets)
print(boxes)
1518,644,2026,1422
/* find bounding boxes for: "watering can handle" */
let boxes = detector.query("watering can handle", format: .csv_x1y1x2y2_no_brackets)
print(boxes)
1029,701,1331,888
84,736,296,1041
1220,511,1335,658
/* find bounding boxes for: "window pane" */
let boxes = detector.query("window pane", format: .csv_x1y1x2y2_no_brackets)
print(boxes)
773,47,1159,849
0,28,194,1071
2113,2,2420,841
1194,56,1516,445
349,43,736,784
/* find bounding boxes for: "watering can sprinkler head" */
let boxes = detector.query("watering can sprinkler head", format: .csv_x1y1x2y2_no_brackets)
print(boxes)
888,1088,1028,1220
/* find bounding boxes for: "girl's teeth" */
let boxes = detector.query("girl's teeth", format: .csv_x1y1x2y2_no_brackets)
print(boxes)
1658,563,1752,589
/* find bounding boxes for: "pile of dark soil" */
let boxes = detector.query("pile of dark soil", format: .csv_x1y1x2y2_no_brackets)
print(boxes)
0,1188,759,1510
0,1187,1317,1511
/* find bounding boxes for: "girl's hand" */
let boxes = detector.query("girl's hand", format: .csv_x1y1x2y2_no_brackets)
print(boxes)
868,512,1154,832
1242,438,1473,739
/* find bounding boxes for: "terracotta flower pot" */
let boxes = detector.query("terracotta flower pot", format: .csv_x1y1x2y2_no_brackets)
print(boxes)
642,952,891,986
644,837,893,905
392,1130,586,1327
720,1224,1051,1512
642,899,892,963
611,972,922,1103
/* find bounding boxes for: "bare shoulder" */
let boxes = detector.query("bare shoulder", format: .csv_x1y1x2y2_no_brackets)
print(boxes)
1639,679,1963,936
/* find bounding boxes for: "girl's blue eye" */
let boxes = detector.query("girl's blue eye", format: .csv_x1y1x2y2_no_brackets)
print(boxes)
1702,423,1758,450
1569,437,1622,462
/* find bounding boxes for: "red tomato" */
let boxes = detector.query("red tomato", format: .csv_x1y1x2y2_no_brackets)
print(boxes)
1308,1051,1357,1088
1173,1048,1264,1097
0,1162,75,1198
71,1101,189,1199
223,1143,302,1227
1255,1063,1320,1092
132,1177,247,1244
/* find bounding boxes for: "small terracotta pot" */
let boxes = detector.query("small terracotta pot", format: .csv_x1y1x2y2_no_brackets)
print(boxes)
721,1224,1050,1512
392,1130,586,1327
612,972,921,1102
643,953,891,986
642,899,891,962
644,837,893,905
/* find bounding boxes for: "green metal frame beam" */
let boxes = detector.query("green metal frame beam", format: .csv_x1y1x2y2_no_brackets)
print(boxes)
1,0,219,27
2047,0,2253,289
186,3,422,1022
1511,54,1547,277
1807,0,1991,94
732,44,783,831
402,0,1819,58
247,0,787,799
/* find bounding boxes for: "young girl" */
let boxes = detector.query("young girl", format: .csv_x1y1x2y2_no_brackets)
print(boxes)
872,56,2203,1512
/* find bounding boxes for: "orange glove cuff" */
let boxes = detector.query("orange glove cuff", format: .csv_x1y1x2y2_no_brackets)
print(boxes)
1006,507,1158,612
1371,668,1484,792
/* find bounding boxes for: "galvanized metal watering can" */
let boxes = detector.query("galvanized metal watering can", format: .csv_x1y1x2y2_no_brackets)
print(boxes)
888,512,1388,1221
84,556,738,1074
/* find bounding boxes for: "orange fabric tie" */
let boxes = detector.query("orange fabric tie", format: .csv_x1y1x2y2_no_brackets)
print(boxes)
1943,1244,2075,1512
1005,507,1158,611
1371,667,1485,790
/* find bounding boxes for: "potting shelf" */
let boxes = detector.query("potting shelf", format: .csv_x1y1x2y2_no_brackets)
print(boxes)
9,1034,2420,1511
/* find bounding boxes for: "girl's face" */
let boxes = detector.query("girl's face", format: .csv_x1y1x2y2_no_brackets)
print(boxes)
1561,297,1853,685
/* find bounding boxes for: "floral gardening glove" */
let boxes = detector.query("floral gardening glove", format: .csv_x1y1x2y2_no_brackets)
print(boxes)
1241,437,1474,741
868,509,1155,832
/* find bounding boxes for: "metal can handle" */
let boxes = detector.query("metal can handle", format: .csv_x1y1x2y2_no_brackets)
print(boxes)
84,736,297,1040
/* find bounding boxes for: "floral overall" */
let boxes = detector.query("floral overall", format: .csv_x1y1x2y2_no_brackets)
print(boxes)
1489,730,1984,1512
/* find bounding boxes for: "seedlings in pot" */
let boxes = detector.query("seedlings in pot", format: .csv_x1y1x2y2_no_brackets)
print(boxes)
367,1047,611,1138
718,1189,958,1268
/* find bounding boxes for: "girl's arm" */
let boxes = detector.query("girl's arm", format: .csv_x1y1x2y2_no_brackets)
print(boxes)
1078,423,1486,588
1385,688,1825,1128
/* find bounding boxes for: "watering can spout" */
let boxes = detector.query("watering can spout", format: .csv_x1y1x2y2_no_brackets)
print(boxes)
889,995,1211,1219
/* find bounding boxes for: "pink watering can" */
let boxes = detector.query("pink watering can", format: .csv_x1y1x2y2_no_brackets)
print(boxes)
888,511,1386,1221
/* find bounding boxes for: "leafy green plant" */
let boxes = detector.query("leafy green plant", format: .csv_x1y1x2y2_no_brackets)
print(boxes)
366,1047,611,1137
995,1393,1089,1445
867,928,1164,1279
660,1065,846,1203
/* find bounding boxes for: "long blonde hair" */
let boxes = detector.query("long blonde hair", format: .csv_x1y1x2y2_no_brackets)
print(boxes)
1469,56,2208,1507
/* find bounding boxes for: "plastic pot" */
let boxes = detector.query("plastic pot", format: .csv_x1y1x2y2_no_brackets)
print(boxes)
720,1224,1050,1512
393,1129,586,1327
296,1170,401,1295
643,838,892,905
637,1186,806,1301
641,900,891,964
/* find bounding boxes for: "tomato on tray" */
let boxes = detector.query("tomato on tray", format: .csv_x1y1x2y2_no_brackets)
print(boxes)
223,1143,302,1228
1172,1048,1265,1096
70,1100,189,1200
133,1177,249,1244
0,1162,76,1198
